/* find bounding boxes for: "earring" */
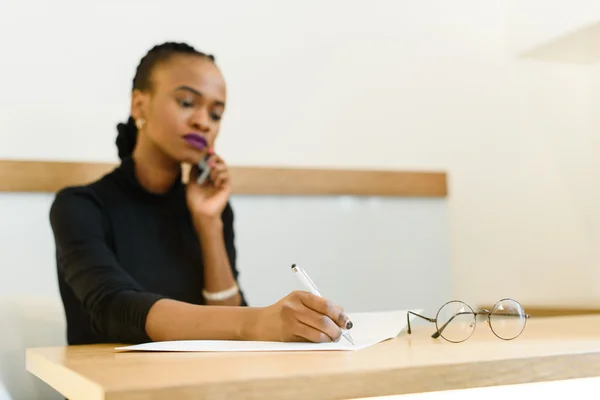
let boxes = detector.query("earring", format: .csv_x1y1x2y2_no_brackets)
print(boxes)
135,118,146,129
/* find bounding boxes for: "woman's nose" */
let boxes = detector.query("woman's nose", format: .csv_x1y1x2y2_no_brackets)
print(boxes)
190,110,210,132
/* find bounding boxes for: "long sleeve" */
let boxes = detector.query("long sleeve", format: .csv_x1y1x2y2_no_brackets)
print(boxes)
221,202,248,306
49,187,166,343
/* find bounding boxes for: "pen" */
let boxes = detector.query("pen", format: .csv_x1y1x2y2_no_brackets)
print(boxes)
291,264,355,345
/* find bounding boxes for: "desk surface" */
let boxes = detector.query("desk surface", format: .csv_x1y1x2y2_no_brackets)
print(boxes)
26,314,600,400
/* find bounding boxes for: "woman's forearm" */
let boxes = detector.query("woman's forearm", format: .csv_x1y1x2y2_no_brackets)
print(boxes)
145,298,259,341
194,217,242,306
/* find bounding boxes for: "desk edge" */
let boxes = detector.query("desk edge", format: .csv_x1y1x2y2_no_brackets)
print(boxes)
26,348,106,400
97,350,600,399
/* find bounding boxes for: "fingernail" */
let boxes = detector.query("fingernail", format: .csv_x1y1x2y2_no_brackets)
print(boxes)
345,320,353,330
209,161,215,168
209,147,214,155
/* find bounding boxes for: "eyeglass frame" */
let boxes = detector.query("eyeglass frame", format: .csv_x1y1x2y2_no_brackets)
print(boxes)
406,298,531,343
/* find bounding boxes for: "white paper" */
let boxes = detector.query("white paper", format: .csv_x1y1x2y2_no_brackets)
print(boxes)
115,309,420,353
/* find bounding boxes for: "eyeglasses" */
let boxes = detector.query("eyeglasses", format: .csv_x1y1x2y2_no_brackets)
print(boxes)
407,298,530,343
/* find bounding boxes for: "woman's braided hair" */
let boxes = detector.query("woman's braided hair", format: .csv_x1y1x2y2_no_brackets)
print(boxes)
116,42,215,160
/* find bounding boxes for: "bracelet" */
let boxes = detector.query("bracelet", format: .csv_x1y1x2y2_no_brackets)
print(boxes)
202,283,239,301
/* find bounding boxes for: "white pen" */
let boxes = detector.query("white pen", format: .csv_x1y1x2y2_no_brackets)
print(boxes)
291,264,355,345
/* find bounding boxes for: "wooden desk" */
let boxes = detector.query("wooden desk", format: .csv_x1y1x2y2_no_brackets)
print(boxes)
26,315,600,400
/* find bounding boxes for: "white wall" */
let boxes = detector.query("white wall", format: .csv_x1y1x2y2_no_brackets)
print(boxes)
586,63,600,286
503,0,600,56
451,59,599,306
1,0,600,334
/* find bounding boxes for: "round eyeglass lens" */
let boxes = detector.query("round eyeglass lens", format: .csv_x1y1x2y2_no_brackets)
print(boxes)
436,301,476,343
489,299,527,340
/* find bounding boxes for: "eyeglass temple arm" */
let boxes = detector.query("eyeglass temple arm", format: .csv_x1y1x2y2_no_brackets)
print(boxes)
406,311,436,335
432,311,473,339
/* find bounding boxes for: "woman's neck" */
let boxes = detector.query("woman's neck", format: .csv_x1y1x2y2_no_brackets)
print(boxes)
132,139,181,194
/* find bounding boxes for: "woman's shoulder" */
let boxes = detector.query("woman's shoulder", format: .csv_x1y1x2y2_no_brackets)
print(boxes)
49,168,121,227
51,184,102,212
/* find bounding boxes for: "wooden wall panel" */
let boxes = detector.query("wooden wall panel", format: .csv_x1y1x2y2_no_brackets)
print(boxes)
521,307,600,317
479,305,600,318
0,160,448,197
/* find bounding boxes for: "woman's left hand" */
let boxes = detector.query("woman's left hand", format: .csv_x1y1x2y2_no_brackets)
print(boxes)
186,149,232,222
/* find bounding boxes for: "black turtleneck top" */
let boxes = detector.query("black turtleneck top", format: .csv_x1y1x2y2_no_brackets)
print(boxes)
49,156,247,345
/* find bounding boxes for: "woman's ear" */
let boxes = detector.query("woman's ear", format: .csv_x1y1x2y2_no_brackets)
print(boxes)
130,89,147,122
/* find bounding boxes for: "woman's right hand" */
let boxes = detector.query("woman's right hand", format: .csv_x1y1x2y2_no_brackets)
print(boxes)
250,291,352,343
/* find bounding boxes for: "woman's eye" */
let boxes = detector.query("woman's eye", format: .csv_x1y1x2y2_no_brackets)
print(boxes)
210,113,222,121
177,99,194,108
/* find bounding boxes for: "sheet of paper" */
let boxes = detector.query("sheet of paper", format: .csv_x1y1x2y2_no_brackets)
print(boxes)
115,309,421,353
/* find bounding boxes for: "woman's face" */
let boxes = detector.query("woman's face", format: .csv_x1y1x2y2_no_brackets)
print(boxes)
132,54,226,165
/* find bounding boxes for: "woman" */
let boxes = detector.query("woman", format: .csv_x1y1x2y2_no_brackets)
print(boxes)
49,42,352,345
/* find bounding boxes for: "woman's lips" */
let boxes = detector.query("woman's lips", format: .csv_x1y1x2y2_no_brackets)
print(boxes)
183,133,208,150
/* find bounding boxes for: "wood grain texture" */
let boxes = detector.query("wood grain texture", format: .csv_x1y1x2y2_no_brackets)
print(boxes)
25,315,600,400
0,159,447,197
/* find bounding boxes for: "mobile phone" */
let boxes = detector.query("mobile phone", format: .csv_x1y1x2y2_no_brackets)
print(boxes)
196,155,211,185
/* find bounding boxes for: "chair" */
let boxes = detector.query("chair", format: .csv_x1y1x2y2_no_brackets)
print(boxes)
0,295,66,399
0,381,12,400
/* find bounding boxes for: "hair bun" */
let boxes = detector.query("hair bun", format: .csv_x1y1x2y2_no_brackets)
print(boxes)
116,116,138,160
